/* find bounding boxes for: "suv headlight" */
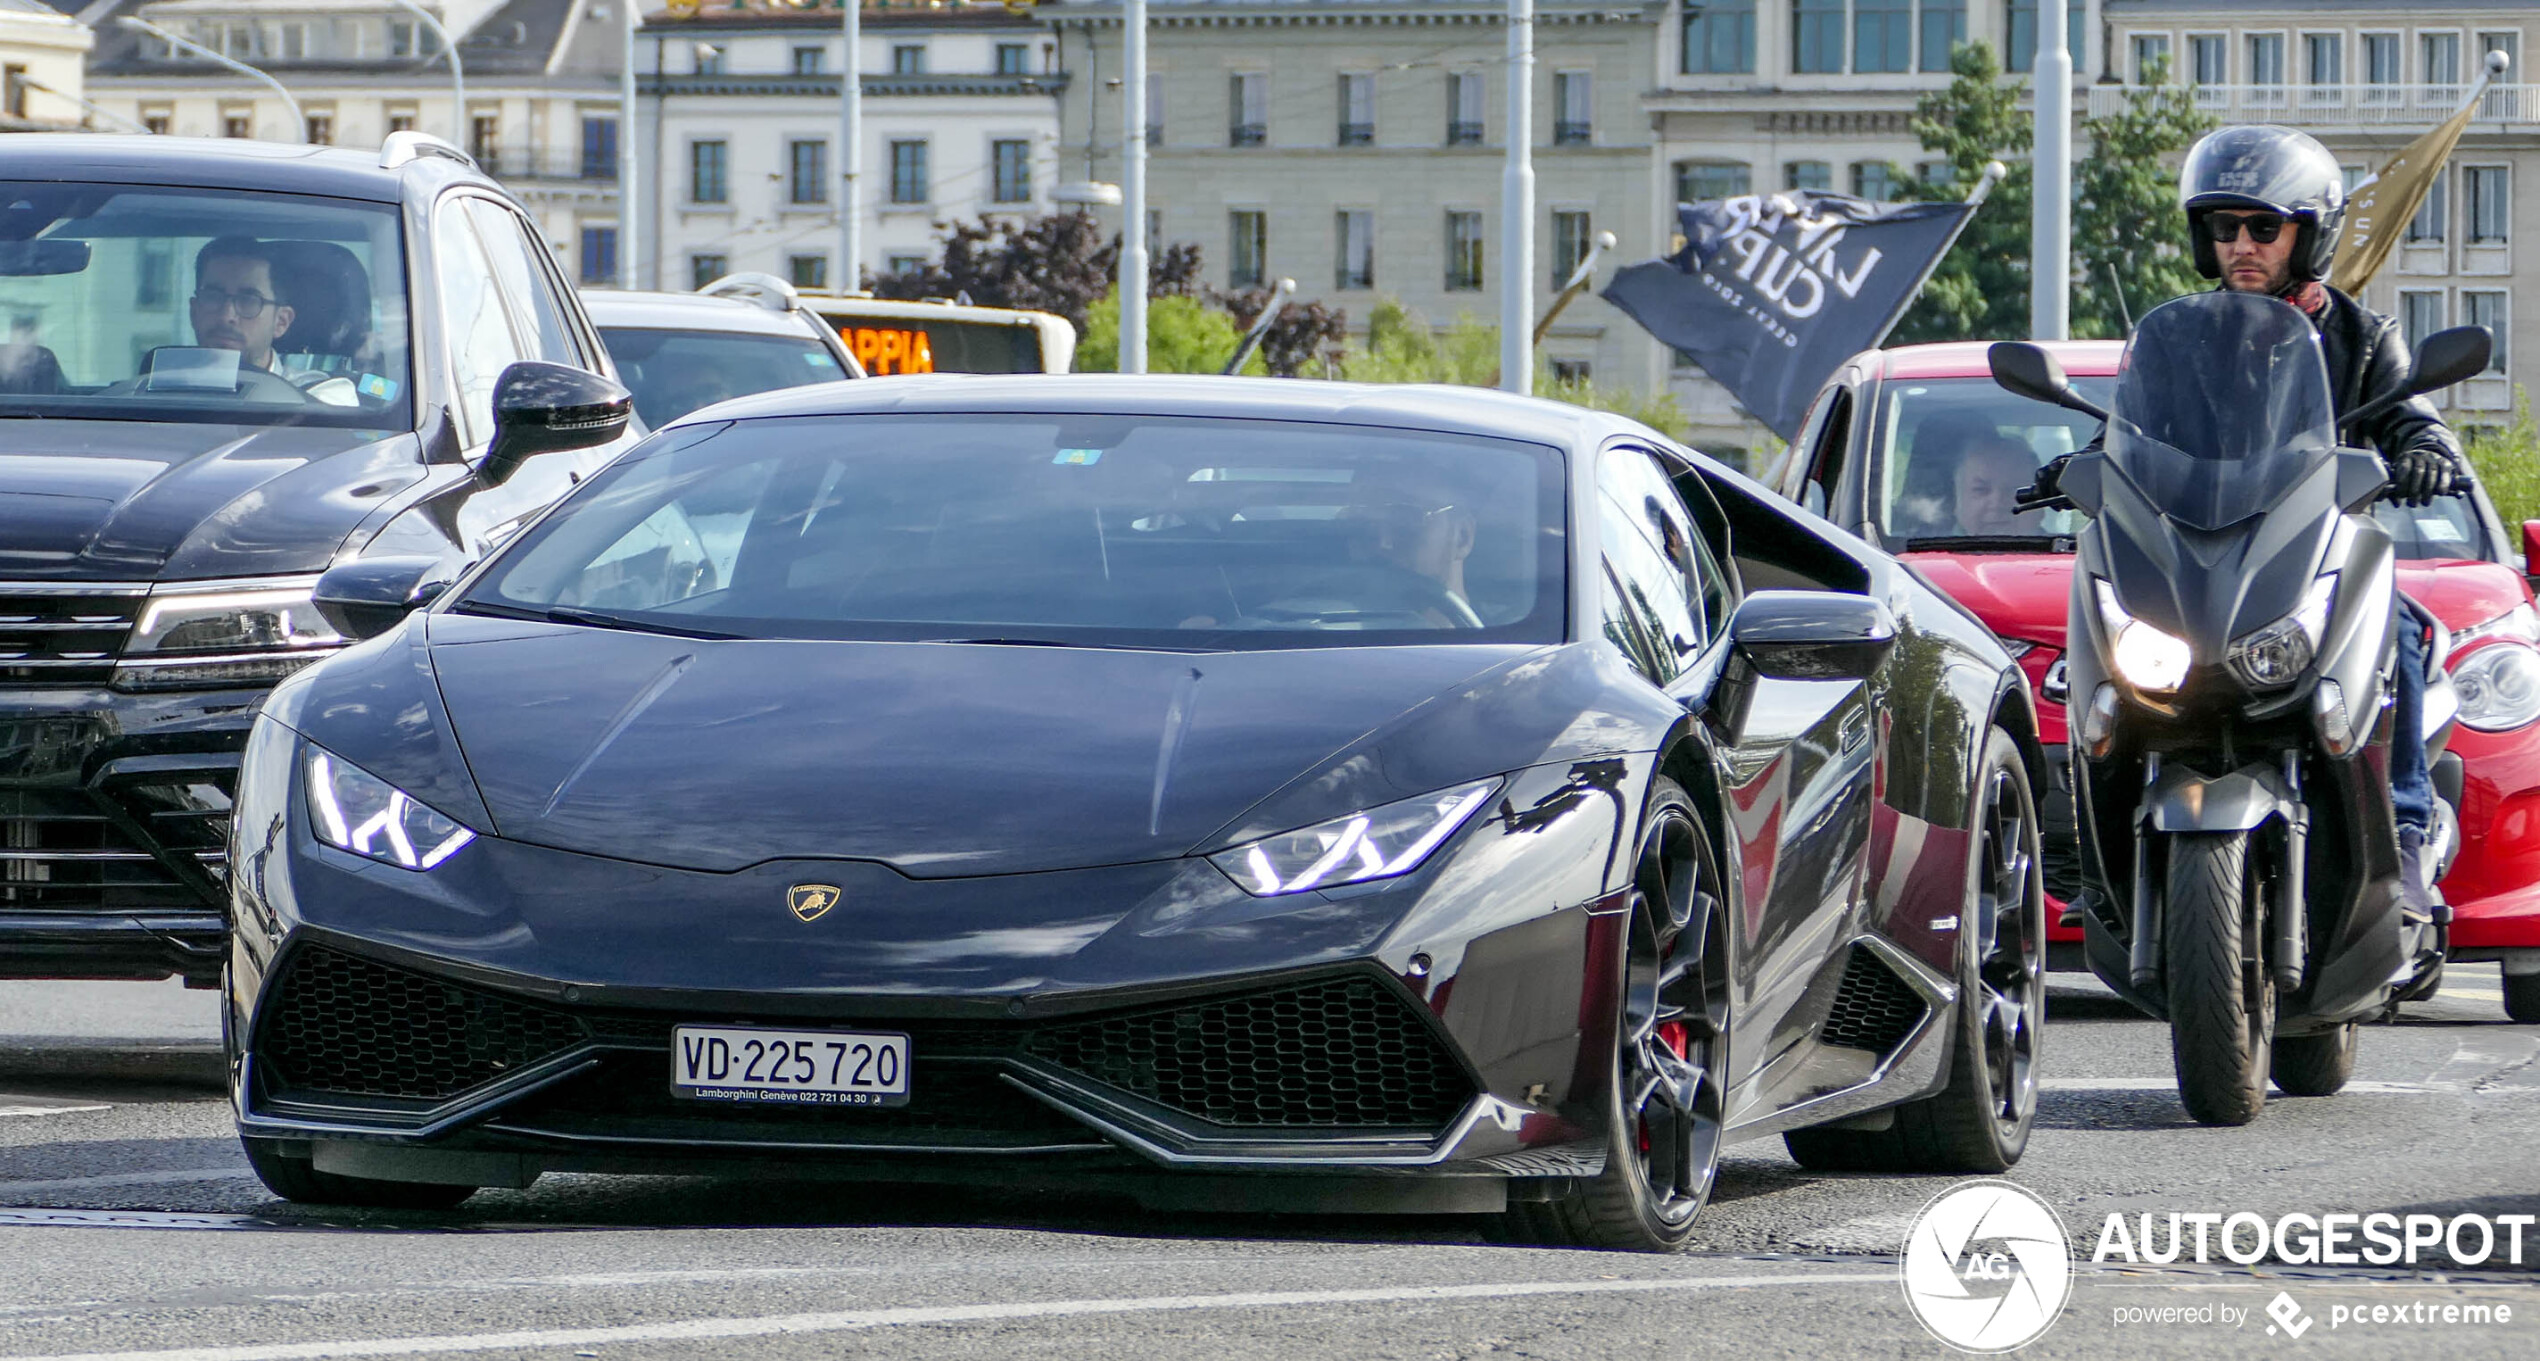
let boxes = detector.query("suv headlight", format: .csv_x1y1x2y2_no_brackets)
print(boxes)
2226,573,2337,691
305,746,476,870
2095,579,2191,693
1209,780,1498,896
2452,642,2540,733
118,576,345,691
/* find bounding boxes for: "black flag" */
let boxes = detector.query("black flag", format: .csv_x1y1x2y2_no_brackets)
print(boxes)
1602,191,1978,441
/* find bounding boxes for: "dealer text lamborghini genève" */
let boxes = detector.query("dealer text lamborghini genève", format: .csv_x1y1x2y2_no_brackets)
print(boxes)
225,376,2048,1251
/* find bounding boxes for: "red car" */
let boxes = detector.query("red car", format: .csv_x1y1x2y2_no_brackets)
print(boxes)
1768,339,2540,1021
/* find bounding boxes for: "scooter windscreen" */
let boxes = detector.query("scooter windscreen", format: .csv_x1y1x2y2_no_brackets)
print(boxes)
2107,292,2338,532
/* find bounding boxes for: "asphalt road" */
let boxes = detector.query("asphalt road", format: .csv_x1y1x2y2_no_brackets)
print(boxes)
0,970,2534,1360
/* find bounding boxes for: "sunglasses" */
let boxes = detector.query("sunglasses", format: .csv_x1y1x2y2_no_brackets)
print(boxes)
2205,213,2288,244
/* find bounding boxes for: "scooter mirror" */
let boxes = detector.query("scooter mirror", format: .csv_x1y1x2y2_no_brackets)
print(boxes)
1988,341,2110,422
2410,326,2493,396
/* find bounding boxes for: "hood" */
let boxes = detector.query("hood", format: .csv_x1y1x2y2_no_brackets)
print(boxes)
1902,552,2074,650
0,420,421,579
422,615,1549,876
2395,560,2530,637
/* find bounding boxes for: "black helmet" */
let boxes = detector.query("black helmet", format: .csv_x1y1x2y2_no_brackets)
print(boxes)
2179,125,2346,284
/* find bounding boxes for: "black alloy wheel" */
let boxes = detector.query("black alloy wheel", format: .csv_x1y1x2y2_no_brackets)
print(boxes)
1786,727,2044,1172
1504,777,1729,1251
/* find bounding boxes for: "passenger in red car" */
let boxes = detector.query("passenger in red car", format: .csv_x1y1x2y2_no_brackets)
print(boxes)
1951,437,2044,537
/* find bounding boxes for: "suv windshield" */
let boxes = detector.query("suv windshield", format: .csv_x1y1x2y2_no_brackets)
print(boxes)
0,182,409,428
1874,375,2111,548
463,414,1567,649
600,327,850,429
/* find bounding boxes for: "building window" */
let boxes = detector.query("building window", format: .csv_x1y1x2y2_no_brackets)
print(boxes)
1229,209,1267,289
304,113,333,145
2188,34,2226,86
892,44,925,75
2006,1,2085,74
581,116,618,181
1145,72,1163,143
136,241,170,307
222,113,250,139
2131,34,2170,83
1676,161,1750,203
1786,160,1831,191
469,114,499,170
142,112,171,136
389,20,414,57
789,255,829,290
1551,359,1591,384
1338,72,1374,145
1920,0,1966,72
2304,34,2342,88
1854,0,1910,73
2246,34,2284,87
1682,0,1755,76
579,226,617,286
691,139,728,204
2423,32,2462,89
792,46,823,76
1335,209,1373,289
1446,72,1484,145
1793,0,1843,74
789,139,828,205
690,253,729,292
2467,166,2509,244
995,43,1029,75
991,139,1031,203
2408,168,2448,243
1553,71,1591,145
1851,161,1898,201
1445,210,1484,291
2362,32,2400,89
1229,72,1267,146
2399,290,2445,353
1917,159,1955,187
280,23,306,60
2463,291,2508,373
1551,210,1591,289
387,112,415,134
693,44,723,75
889,140,929,204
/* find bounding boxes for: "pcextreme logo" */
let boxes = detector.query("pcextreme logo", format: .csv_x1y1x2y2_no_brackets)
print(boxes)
1901,1180,2075,1353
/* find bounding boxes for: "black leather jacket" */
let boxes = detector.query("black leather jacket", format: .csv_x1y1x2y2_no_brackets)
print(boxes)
2309,284,2464,475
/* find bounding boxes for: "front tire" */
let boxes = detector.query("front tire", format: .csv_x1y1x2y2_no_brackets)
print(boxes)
1785,727,2044,1172
1503,778,1728,1252
241,1137,478,1210
2272,1023,2357,1096
2506,970,2540,1024
2165,832,2274,1126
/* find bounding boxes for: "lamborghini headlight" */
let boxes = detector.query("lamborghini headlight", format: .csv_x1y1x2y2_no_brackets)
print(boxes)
117,576,345,691
2452,642,2540,733
304,746,475,870
1209,780,1498,896
2225,573,2336,691
2095,579,2191,694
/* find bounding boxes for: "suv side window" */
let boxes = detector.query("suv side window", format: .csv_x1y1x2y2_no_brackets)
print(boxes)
1598,446,1709,683
1798,385,1855,518
436,200,527,447
462,198,580,367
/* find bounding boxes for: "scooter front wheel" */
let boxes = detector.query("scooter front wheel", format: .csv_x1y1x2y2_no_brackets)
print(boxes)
2164,831,2274,1125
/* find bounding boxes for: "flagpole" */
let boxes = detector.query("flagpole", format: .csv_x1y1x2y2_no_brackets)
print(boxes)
1868,160,2005,351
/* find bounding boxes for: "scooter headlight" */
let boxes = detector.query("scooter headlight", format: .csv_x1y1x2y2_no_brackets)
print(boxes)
2225,573,2336,692
2452,642,2540,733
2095,579,2191,693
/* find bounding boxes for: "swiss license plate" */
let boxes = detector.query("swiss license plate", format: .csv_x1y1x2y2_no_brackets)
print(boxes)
670,1025,910,1107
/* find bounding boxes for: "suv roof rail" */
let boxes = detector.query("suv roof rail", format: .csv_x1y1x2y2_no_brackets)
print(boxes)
698,272,800,313
380,131,476,171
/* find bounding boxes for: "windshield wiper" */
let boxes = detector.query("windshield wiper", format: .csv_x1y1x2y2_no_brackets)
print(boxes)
919,636,1211,653
1900,535,2074,553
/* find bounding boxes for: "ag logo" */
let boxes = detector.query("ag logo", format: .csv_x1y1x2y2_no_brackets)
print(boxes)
1900,1180,2072,1353
787,883,841,923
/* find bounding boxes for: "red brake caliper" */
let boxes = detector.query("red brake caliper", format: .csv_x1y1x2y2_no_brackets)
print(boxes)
1638,1022,1692,1153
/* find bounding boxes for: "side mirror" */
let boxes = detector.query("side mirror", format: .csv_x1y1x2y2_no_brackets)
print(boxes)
312,556,453,641
1988,341,2109,422
2523,521,2540,591
1726,590,1898,682
480,362,632,488
2410,326,2492,396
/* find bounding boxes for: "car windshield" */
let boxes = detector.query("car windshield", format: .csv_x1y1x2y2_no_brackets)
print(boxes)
2105,291,2338,532
0,182,409,428
599,326,851,429
1873,375,2112,549
461,414,1567,649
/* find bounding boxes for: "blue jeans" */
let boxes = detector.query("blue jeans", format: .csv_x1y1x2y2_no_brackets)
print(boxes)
2391,595,2434,835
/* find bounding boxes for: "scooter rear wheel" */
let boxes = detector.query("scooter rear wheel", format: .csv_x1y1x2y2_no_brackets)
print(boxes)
2272,1023,2357,1096
2165,832,2273,1126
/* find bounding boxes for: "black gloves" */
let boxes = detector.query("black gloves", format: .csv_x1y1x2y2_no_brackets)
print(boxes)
2384,447,2460,506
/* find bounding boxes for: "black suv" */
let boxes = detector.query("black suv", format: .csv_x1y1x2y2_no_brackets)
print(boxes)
0,133,632,986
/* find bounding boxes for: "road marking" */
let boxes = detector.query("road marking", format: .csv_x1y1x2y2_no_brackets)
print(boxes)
2041,1078,2438,1095
0,1272,1897,1360
0,1096,109,1119
0,1169,254,1195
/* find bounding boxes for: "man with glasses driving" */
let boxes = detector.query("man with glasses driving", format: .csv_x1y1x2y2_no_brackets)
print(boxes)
189,236,297,373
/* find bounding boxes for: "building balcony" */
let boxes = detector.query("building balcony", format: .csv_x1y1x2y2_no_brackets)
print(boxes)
473,147,629,187
2085,82,2537,127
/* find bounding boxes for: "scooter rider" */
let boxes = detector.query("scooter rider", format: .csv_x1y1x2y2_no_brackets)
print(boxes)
2040,124,2464,915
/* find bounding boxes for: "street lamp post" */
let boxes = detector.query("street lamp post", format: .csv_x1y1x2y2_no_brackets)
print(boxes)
1118,0,1147,373
2031,0,2071,340
838,0,861,292
117,16,305,140
381,0,465,139
1498,0,1534,395
619,0,639,289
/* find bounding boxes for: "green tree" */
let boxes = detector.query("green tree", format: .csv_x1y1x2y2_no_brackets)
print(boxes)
2072,55,2215,338
2466,387,2540,527
1335,299,1692,438
1075,290,1258,374
1888,42,2033,345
